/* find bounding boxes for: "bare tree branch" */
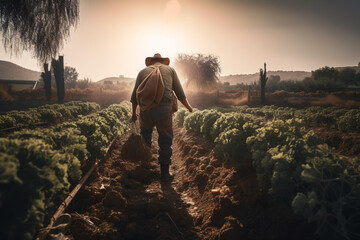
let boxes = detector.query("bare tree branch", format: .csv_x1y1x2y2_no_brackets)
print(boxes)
175,53,221,91
0,0,79,62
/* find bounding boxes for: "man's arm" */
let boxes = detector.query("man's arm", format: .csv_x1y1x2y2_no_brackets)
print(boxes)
130,71,143,121
130,72,143,105
172,69,193,112
131,102,137,122
179,98,193,112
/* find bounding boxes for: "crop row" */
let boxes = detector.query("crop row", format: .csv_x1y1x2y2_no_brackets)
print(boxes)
212,105,360,133
0,101,101,131
176,107,360,240
0,101,131,240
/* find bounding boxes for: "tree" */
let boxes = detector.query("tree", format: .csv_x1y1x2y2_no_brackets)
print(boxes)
338,68,356,85
174,53,221,91
259,63,268,105
356,72,360,85
64,66,78,88
311,66,338,81
0,0,79,62
76,78,91,89
41,63,52,100
266,75,280,92
52,56,65,102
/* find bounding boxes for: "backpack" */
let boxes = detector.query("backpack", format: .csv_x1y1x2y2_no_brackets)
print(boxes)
136,65,165,111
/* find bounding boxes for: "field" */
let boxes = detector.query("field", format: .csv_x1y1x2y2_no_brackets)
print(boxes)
2,0,360,239
0,97,360,240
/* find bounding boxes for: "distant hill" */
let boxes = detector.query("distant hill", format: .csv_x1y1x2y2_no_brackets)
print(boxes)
96,76,135,90
220,71,311,85
97,76,134,84
0,60,41,81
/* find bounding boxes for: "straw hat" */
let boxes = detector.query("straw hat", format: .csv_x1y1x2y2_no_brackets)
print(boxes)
145,53,170,66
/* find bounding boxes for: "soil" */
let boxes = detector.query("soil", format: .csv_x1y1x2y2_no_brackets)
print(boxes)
313,127,360,157
65,124,318,240
120,133,152,161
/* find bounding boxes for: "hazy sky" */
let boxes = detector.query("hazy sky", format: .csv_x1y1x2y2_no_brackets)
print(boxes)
1,0,359,81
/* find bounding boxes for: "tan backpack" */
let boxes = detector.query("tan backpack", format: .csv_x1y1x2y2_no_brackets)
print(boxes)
136,65,165,111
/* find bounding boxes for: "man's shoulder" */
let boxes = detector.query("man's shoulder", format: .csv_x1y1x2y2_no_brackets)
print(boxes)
159,64,176,73
137,67,151,77
138,67,149,73
138,64,176,76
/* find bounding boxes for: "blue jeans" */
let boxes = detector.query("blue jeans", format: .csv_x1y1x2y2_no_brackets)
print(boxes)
139,102,173,165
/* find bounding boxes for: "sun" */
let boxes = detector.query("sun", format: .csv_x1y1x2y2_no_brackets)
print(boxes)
144,31,180,62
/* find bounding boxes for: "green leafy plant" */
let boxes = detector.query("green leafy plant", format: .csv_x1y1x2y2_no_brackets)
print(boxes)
175,105,360,239
0,101,131,240
0,101,100,130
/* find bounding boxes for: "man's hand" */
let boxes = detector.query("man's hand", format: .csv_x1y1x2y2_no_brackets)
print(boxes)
131,102,138,122
130,113,137,122
180,98,193,113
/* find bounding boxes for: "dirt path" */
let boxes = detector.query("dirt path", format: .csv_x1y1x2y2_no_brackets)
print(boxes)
66,124,318,240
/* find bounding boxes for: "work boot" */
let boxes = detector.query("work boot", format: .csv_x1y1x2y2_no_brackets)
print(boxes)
160,163,174,182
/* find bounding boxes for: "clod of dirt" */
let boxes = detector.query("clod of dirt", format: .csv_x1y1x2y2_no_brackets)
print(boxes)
127,166,153,183
182,177,190,184
195,171,209,192
185,157,194,165
103,190,127,208
182,145,191,155
205,165,215,174
210,158,222,168
197,148,208,155
70,214,96,239
108,211,123,225
121,133,151,161
219,216,245,240
96,222,120,239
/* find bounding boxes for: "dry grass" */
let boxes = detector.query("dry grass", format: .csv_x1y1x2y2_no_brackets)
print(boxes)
65,88,131,108
0,84,15,101
1,86,359,109
0,87,131,108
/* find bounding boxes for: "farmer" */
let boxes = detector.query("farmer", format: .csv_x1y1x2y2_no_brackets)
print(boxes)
130,53,193,182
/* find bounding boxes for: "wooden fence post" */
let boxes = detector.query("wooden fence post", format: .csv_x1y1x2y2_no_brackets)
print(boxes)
41,63,52,101
52,56,65,102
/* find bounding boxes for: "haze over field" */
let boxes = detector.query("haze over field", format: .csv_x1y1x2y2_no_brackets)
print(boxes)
1,0,359,81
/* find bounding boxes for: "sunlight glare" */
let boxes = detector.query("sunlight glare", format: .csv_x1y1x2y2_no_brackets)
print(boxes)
144,31,180,62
